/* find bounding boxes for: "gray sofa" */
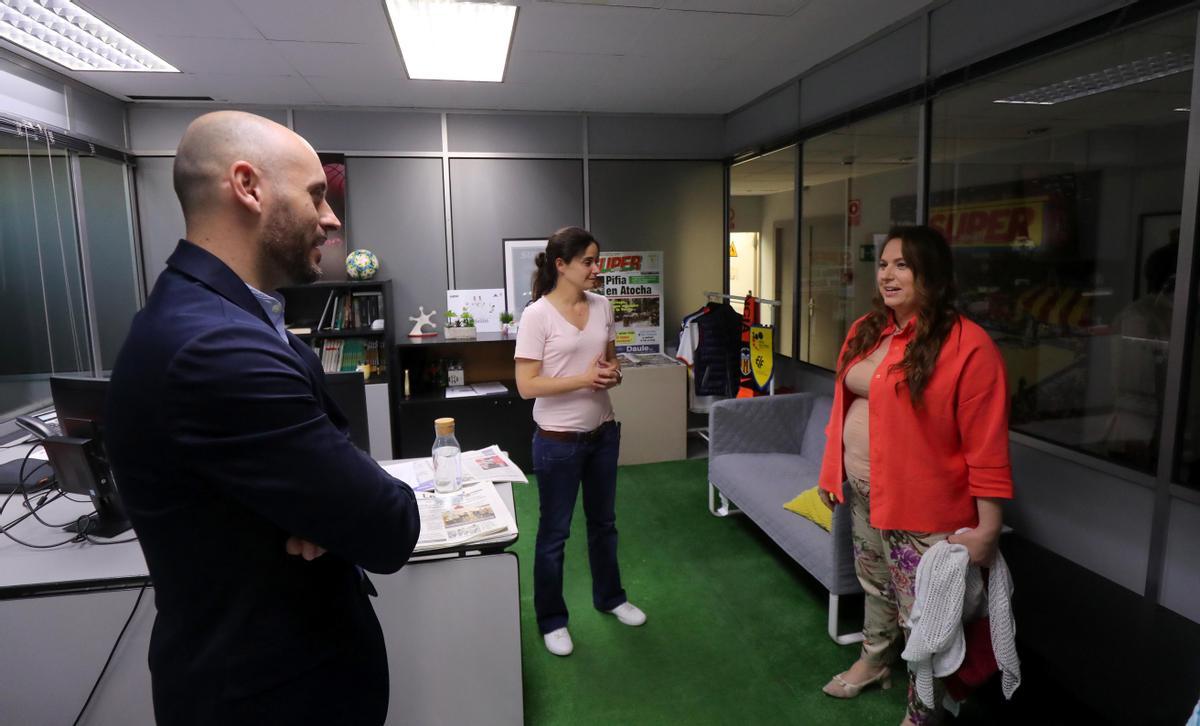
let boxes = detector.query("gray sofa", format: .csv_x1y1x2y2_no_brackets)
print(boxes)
707,392,863,644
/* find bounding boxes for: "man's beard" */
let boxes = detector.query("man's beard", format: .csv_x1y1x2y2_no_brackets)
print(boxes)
261,203,322,287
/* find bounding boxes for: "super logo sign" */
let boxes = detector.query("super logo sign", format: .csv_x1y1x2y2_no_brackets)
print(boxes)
928,197,1047,248
599,255,642,272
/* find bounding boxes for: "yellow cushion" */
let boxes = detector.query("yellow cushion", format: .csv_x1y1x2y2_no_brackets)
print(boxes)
783,487,832,532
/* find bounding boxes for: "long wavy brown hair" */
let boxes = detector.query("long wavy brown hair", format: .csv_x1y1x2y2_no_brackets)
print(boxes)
837,225,959,407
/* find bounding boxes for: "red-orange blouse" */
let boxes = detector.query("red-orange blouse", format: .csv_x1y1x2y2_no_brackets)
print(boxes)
817,312,1014,532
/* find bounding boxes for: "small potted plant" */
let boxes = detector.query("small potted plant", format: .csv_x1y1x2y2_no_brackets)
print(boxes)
443,308,477,340
499,311,514,337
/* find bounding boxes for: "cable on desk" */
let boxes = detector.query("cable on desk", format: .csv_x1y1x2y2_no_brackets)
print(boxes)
72,583,148,726
0,458,80,549
0,521,80,548
84,531,139,545
0,445,50,520
23,489,91,530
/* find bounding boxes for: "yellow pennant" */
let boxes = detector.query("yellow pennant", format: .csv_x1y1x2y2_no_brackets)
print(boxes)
750,325,773,391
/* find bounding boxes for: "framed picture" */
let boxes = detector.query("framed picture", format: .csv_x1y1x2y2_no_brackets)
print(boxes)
503,238,547,322
446,288,505,332
1135,212,1181,298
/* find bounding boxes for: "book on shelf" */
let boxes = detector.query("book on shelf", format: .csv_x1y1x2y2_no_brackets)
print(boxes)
316,290,336,330
351,290,384,328
287,327,312,335
311,338,387,376
313,289,386,331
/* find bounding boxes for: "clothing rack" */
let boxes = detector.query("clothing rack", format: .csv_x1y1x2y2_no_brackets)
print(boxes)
701,291,780,396
686,292,781,447
703,291,783,307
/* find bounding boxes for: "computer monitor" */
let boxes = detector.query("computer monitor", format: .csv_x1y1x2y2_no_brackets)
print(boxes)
46,376,131,538
50,375,109,439
325,371,370,453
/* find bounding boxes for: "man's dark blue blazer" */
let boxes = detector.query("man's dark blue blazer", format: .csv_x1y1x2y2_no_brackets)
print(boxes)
106,240,420,726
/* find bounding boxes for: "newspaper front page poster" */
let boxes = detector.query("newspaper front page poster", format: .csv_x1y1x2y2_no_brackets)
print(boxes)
596,251,663,354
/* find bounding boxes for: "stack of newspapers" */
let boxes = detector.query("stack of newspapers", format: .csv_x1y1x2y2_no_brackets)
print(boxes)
382,446,526,553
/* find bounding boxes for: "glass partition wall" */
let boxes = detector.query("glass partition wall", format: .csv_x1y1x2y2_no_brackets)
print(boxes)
727,10,1200,487
798,106,920,369
0,127,139,417
729,145,796,353
931,12,1195,476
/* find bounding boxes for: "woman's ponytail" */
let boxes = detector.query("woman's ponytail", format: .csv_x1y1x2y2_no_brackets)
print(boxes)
531,251,557,302
530,227,598,302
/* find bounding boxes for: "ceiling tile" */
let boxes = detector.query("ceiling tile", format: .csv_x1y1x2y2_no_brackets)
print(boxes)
646,11,771,59
230,0,394,44
517,3,653,55
142,36,296,76
192,73,326,105
271,40,403,81
80,0,261,40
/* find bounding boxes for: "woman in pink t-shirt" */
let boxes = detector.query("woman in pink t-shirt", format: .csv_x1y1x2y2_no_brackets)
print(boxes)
514,226,647,657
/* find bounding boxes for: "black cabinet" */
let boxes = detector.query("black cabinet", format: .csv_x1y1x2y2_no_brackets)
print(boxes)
396,389,534,472
394,333,534,472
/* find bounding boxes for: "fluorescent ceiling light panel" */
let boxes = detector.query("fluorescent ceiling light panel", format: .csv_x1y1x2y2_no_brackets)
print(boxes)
384,0,516,82
993,50,1192,106
0,0,176,72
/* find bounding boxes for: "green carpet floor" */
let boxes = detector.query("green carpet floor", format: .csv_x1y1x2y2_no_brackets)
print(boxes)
511,458,910,726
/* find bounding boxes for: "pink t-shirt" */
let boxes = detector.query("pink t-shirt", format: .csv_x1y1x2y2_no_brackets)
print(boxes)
513,291,615,432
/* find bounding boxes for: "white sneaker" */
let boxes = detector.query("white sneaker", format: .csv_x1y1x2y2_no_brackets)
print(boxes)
543,627,574,656
606,601,647,626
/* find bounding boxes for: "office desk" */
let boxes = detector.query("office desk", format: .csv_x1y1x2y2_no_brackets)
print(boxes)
0,450,522,726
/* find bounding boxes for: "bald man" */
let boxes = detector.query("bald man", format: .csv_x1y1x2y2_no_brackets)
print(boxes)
106,111,420,725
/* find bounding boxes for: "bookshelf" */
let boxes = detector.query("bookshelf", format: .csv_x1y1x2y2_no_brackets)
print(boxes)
394,334,534,472
279,279,394,383
279,278,395,459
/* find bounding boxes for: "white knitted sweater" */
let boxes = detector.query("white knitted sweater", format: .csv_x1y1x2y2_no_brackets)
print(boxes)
901,537,1021,712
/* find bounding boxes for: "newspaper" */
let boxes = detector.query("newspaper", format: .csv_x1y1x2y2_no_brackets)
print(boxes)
413,480,517,553
618,352,681,368
444,381,510,399
382,459,436,492
461,445,528,483
382,446,528,493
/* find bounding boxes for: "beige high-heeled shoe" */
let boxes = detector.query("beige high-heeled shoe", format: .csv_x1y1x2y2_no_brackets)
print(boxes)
821,665,892,698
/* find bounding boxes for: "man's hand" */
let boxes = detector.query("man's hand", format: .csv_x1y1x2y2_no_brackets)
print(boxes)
286,536,326,561
817,488,837,511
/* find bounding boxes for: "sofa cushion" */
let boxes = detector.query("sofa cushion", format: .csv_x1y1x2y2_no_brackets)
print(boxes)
709,453,837,591
783,487,832,532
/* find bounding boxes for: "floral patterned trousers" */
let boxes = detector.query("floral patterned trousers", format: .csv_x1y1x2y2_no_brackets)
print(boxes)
849,475,949,725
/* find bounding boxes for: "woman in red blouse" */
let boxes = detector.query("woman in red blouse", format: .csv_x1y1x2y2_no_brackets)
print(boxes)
817,225,1013,726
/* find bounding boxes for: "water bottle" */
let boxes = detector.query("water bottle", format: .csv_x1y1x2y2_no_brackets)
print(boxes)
432,417,462,494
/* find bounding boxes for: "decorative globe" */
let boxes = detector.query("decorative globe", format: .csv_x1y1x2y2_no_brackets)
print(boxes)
345,249,379,280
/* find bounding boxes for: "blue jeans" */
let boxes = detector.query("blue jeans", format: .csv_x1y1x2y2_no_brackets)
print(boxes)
531,420,627,634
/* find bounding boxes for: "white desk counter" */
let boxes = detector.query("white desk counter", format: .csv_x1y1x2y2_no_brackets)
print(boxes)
0,448,522,726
